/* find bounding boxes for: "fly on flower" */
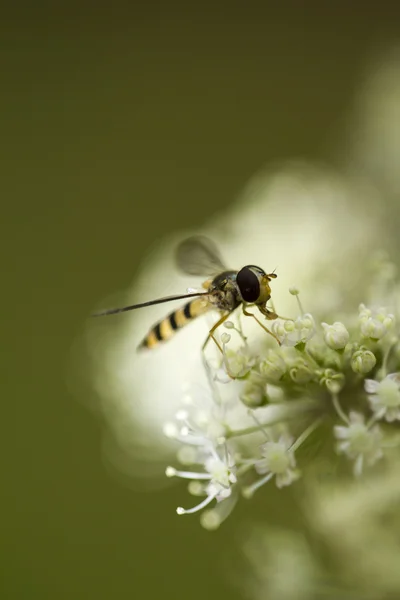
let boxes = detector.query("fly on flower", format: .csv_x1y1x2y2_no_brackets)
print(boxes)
93,236,281,353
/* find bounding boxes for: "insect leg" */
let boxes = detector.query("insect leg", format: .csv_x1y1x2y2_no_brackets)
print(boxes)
264,298,294,321
242,305,281,345
202,311,231,355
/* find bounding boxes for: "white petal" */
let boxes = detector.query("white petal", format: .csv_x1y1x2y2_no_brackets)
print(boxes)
368,394,381,406
255,458,270,475
385,407,400,422
334,425,350,440
372,406,387,420
364,379,380,393
349,411,365,424
337,440,351,454
276,469,300,488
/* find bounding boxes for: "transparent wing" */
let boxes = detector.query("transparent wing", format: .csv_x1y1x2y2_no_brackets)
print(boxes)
176,236,227,276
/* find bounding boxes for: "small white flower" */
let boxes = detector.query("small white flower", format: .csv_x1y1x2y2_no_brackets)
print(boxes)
365,373,400,422
358,303,395,340
222,345,255,378
254,434,300,489
259,350,287,382
168,445,237,517
271,314,316,347
204,456,236,488
334,411,383,476
351,348,377,374
321,321,349,350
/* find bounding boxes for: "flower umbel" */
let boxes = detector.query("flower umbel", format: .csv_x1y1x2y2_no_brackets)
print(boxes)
358,303,395,340
163,265,400,527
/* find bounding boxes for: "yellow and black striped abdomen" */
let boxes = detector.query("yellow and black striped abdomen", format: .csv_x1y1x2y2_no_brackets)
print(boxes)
138,297,211,350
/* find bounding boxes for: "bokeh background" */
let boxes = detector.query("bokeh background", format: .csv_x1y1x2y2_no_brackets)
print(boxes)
3,3,400,599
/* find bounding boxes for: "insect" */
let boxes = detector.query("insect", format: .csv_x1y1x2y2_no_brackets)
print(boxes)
93,236,280,352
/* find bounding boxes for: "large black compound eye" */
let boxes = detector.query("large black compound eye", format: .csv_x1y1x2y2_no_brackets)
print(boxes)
236,266,260,302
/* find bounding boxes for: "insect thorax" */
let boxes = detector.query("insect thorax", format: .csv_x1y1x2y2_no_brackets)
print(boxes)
208,270,241,311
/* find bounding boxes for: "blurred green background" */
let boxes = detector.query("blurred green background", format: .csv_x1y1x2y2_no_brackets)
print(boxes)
2,3,400,599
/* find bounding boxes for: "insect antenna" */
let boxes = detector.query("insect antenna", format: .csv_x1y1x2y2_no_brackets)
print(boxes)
92,292,210,317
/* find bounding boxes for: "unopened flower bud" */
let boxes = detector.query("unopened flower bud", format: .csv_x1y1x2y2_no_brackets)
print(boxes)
289,362,313,384
221,332,231,344
271,314,315,347
358,303,394,340
321,321,349,350
240,382,268,408
351,349,377,374
259,350,287,382
319,368,345,393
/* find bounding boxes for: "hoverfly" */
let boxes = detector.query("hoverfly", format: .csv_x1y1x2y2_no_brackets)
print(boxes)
93,236,280,352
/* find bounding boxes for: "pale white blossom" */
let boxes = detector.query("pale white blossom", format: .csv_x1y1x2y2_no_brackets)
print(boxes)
259,349,287,382
167,444,237,517
365,373,400,422
243,434,300,497
359,303,395,340
321,321,349,350
334,411,384,476
271,314,316,347
221,338,255,379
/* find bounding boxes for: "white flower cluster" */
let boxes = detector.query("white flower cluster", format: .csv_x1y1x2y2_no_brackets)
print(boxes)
164,259,400,528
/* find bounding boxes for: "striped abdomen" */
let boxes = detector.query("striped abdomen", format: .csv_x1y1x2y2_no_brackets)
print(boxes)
138,297,211,350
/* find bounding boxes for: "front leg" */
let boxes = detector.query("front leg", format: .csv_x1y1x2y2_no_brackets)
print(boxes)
259,306,279,320
202,311,231,354
242,305,281,345
259,305,292,321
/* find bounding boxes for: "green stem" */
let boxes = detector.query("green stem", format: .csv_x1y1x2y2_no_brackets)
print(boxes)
290,417,323,452
225,403,316,439
226,419,285,439
304,348,320,369
295,294,305,316
366,412,380,429
248,409,270,440
380,339,395,379
331,392,349,424
235,462,257,476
